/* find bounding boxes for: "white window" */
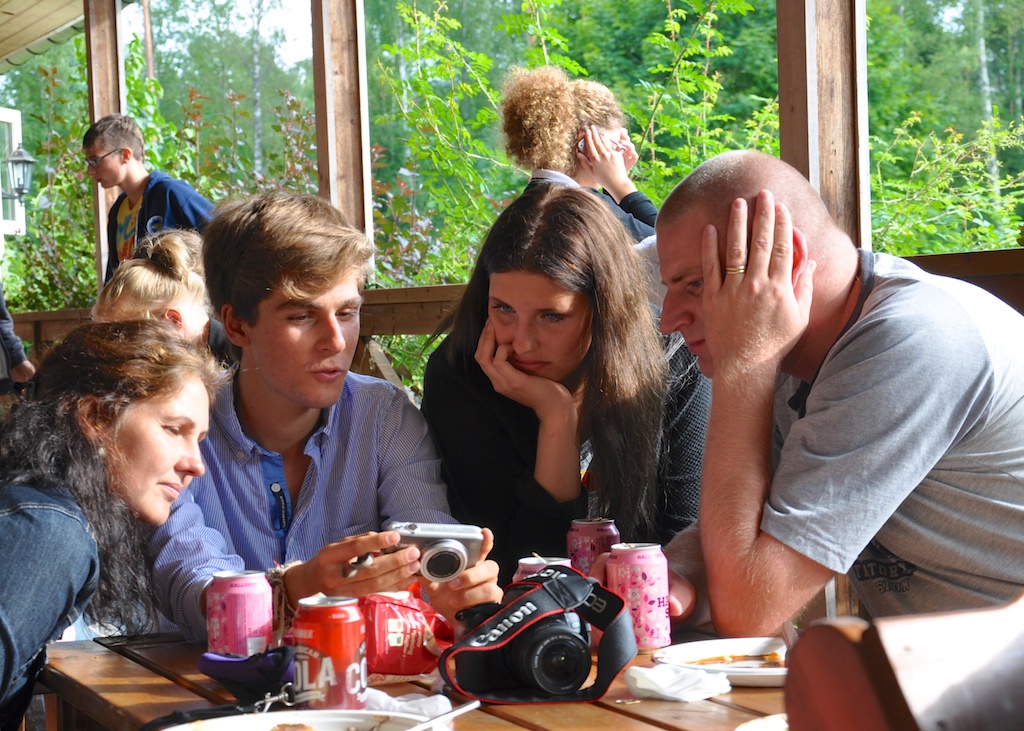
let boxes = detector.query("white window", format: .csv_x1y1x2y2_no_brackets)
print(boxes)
0,107,27,237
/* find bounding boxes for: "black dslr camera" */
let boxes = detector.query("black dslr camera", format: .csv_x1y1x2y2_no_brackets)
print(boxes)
454,580,591,696
438,565,637,704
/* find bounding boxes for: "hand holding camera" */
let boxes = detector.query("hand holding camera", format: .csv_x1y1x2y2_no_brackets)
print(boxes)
387,522,504,626
283,530,422,603
384,521,485,583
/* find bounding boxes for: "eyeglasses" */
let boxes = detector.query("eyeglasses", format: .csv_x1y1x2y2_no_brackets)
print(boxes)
86,149,121,169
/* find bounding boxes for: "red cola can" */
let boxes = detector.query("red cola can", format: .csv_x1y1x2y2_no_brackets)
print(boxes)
206,570,272,656
606,542,671,652
512,556,572,584
292,596,367,709
567,518,620,576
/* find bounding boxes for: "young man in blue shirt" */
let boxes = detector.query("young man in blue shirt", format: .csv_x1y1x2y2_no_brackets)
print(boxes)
149,193,500,641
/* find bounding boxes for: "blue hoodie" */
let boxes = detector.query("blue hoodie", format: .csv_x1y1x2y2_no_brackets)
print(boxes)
104,170,215,283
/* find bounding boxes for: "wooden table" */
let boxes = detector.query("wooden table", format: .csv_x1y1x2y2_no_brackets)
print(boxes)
38,635,784,731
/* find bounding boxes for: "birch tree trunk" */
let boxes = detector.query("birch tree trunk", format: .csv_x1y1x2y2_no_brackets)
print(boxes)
248,0,272,175
974,0,999,193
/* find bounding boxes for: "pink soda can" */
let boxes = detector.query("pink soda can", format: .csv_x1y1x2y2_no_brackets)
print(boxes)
567,517,620,576
206,570,273,656
605,542,671,652
512,556,572,584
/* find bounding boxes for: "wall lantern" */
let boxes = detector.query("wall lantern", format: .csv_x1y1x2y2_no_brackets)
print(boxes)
2,144,37,204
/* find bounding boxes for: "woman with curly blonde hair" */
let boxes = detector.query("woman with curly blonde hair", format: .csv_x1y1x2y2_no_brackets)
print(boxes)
500,65,657,242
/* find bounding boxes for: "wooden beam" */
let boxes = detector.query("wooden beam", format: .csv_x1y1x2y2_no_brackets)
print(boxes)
909,248,1024,315
83,0,125,288
311,0,372,234
777,0,871,250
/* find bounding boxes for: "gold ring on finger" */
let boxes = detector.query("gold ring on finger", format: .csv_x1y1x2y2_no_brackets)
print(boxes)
725,265,747,275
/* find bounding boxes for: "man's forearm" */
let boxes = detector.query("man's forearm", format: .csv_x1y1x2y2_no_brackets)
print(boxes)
699,368,778,635
663,525,712,628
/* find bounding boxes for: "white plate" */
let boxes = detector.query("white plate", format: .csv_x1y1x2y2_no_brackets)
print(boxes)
161,709,433,731
652,636,787,688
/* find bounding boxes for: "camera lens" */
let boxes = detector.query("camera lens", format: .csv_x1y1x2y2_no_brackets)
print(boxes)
509,621,590,695
420,539,468,582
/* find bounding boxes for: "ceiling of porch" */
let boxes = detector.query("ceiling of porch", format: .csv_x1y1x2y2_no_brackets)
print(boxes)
0,0,136,75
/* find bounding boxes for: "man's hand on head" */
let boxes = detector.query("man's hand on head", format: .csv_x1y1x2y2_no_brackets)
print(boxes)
701,191,816,380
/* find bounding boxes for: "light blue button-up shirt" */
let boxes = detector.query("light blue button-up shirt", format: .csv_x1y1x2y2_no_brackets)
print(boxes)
149,372,453,640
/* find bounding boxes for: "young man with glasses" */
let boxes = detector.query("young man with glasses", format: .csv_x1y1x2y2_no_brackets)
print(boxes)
83,114,214,283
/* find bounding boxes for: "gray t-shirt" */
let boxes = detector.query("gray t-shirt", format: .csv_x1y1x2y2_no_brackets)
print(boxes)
763,252,1024,617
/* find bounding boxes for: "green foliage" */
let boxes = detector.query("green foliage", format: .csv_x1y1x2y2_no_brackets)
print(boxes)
871,113,1024,255
367,0,776,385
1,33,320,313
3,0,1024,384
374,1,517,290
4,39,95,311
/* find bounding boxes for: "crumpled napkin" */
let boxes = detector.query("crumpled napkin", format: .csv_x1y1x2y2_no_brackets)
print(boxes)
365,687,452,719
624,663,731,702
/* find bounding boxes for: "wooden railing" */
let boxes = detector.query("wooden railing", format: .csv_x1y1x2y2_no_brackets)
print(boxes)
11,284,467,384
908,248,1024,315
12,251,1022,360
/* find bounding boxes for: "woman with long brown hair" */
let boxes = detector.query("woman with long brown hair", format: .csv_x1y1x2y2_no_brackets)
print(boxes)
421,185,709,584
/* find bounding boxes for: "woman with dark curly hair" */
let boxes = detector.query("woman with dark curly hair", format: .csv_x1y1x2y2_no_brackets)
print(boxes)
500,65,658,243
421,186,709,585
0,320,226,730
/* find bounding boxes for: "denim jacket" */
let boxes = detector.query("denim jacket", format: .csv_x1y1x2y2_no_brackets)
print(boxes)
0,484,98,731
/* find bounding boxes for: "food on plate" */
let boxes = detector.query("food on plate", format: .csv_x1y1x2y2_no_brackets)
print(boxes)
689,651,785,669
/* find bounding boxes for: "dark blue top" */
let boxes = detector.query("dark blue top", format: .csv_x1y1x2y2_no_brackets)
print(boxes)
0,484,98,731
104,170,215,283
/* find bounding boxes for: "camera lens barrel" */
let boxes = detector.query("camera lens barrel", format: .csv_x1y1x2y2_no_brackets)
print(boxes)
509,621,591,695
420,538,469,582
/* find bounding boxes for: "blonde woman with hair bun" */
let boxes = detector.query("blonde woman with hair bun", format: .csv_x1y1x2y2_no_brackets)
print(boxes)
500,65,658,243
93,229,232,362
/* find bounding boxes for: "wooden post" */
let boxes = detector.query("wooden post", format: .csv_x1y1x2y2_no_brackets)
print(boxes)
776,0,871,621
311,0,372,236
83,0,126,288
776,0,871,250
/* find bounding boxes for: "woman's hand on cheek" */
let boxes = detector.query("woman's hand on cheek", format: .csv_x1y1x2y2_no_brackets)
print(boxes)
475,320,571,414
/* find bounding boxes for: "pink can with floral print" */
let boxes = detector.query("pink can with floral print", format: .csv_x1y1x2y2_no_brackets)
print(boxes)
567,517,620,576
605,542,671,651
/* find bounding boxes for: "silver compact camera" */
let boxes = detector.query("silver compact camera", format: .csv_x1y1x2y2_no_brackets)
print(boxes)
385,522,484,583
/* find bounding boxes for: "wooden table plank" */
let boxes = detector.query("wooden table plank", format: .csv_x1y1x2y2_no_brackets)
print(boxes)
485,700,672,730
710,688,786,718
98,635,231,703
40,641,219,731
41,636,780,731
